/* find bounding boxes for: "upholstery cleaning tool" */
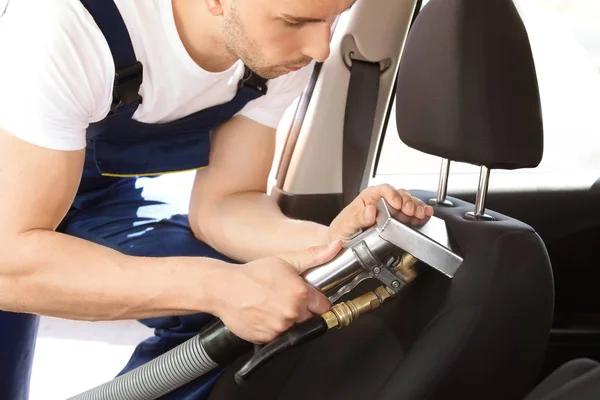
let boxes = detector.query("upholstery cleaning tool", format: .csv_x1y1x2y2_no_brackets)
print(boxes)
70,198,462,400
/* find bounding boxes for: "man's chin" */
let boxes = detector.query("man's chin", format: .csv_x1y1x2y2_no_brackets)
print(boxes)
245,60,308,79
253,67,290,80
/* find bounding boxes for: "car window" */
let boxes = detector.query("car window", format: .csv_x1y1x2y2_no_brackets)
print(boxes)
373,0,600,192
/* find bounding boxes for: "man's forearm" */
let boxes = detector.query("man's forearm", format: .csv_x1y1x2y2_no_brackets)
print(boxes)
191,191,330,263
0,229,229,321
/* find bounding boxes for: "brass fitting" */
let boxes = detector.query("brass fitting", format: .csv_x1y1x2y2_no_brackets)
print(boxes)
321,253,420,330
321,285,393,330
393,253,419,283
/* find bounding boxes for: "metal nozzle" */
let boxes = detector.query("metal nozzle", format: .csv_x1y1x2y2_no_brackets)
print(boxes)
302,199,463,301
301,227,395,296
375,199,463,278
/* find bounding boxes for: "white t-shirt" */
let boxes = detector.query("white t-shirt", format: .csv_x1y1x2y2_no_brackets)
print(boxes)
0,0,314,151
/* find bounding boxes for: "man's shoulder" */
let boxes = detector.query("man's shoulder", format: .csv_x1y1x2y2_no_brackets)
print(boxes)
0,0,117,149
1,0,107,52
0,0,114,83
1,0,156,40
3,0,85,25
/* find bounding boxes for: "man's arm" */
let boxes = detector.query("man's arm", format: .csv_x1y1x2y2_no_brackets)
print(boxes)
0,126,228,321
0,127,339,343
189,115,330,263
189,114,435,264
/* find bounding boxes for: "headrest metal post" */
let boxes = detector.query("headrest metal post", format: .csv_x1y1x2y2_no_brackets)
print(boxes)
465,166,495,221
428,158,453,207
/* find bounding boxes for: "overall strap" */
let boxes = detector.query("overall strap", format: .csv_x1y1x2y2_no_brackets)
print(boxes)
80,0,143,116
238,65,269,96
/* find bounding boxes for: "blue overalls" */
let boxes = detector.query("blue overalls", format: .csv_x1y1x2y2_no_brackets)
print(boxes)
0,1,269,399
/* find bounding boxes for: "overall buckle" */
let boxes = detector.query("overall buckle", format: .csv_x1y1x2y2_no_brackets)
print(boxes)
238,65,268,95
111,61,143,113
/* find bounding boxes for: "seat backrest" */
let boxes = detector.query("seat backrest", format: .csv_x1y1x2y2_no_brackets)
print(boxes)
377,0,554,398
375,194,554,400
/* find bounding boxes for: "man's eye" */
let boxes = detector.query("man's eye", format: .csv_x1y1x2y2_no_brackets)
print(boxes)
283,20,306,29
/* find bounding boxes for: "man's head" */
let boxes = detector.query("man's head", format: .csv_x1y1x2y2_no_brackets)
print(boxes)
207,0,357,79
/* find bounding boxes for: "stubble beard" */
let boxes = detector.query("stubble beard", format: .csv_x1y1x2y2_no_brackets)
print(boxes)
220,6,285,79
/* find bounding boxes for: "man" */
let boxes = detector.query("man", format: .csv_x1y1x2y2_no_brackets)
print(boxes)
0,0,433,398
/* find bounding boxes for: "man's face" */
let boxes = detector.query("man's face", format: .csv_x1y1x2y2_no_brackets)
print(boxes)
220,0,356,79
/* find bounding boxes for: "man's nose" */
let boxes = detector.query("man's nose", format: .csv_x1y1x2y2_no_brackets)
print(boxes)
301,23,332,63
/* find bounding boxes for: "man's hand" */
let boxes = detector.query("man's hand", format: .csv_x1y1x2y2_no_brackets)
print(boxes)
211,240,344,344
328,185,434,242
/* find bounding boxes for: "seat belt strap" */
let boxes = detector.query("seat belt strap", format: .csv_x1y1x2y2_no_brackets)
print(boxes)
342,60,381,207
79,0,142,114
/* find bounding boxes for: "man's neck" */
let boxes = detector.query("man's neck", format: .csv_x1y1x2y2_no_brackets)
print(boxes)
172,0,238,72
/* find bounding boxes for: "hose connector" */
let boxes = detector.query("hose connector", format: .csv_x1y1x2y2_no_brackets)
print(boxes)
322,285,393,329
234,280,410,384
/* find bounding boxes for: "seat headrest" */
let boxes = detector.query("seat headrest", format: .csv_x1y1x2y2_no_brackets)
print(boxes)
395,0,544,169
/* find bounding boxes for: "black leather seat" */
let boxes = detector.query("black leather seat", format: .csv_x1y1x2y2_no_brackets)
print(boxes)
525,359,600,400
208,0,554,399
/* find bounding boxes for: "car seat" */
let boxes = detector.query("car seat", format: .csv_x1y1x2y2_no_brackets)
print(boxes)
207,0,555,399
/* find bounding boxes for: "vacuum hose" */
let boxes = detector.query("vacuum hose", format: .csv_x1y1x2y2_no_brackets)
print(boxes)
69,320,252,400
70,225,415,400
70,284,400,400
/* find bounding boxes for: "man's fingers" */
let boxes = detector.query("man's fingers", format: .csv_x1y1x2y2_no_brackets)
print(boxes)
396,189,434,218
424,204,434,217
281,240,344,274
394,189,417,217
359,185,434,219
356,204,377,228
297,307,315,323
360,184,403,210
364,204,377,225
306,286,332,315
342,204,377,236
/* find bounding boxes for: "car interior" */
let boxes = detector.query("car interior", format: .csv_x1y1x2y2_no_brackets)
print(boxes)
208,0,600,398
2,0,600,399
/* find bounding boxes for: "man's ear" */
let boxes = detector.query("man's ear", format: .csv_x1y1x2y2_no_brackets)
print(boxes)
205,0,225,16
